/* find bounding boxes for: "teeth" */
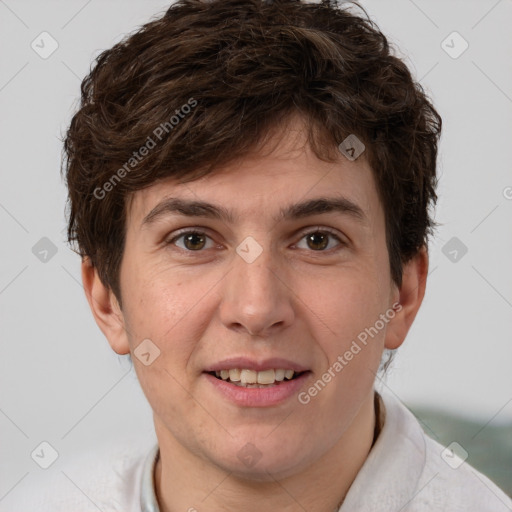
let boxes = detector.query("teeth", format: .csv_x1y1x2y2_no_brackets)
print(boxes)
213,368,298,386
228,369,241,382
240,369,257,384
275,369,285,381
257,369,275,384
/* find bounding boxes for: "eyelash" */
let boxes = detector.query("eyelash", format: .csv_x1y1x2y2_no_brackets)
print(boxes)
165,227,346,254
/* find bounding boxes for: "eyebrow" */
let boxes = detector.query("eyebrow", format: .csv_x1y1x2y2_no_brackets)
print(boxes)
141,196,367,227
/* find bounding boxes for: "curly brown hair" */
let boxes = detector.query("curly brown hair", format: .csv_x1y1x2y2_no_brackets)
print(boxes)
62,0,442,305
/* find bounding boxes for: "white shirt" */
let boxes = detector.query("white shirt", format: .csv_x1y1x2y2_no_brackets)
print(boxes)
14,389,512,511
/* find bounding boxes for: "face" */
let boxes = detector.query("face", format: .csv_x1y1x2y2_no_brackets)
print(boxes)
89,118,415,481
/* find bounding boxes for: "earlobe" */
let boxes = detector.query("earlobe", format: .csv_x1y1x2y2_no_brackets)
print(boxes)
81,257,131,355
384,246,429,350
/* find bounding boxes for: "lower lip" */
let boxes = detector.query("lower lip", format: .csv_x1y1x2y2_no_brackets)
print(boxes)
203,372,311,407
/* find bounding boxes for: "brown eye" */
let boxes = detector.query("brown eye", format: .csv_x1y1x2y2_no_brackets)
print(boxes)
306,232,329,250
183,232,206,250
168,230,214,251
295,228,344,252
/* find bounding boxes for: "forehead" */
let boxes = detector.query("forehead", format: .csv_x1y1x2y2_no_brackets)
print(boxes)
126,118,383,232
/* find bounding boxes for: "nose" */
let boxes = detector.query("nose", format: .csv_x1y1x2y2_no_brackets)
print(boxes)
217,243,295,337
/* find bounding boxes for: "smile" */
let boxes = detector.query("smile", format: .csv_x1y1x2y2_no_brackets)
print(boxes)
211,368,303,387
204,370,311,407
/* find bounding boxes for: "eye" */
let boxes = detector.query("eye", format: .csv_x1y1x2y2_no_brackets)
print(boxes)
167,230,215,251
295,228,344,252
166,227,345,253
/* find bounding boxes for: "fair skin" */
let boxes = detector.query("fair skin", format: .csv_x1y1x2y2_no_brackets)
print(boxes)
82,117,428,512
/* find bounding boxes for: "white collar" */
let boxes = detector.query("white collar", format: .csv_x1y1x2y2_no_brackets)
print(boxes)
140,442,160,512
340,388,426,511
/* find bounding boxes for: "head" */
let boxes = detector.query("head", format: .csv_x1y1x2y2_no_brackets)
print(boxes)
64,0,441,479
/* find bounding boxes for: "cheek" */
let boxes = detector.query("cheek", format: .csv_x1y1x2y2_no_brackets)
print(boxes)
300,264,388,344
120,263,222,395
121,269,207,420
122,262,202,339
298,267,390,408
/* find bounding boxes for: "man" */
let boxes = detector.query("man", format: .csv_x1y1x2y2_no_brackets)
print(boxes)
24,0,512,510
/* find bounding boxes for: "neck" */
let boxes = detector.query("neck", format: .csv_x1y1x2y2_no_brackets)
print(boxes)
154,390,378,512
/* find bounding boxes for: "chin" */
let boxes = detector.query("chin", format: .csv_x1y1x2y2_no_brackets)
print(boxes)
227,456,309,483
210,435,314,481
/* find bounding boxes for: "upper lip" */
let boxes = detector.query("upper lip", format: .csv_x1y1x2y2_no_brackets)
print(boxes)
204,357,310,373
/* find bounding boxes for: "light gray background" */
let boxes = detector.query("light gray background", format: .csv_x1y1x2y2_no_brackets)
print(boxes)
1,0,511,506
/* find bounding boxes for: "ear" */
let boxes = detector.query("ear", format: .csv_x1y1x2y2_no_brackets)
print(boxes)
81,257,130,355
384,245,429,350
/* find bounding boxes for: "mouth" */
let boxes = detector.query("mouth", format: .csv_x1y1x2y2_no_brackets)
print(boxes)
203,357,311,406
207,368,307,388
